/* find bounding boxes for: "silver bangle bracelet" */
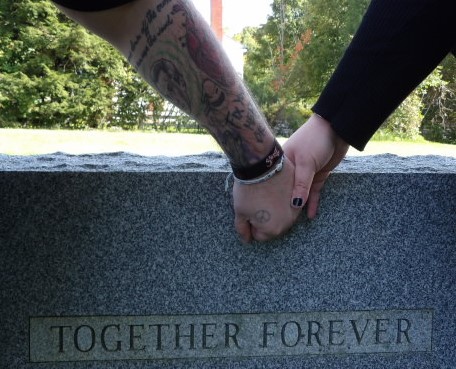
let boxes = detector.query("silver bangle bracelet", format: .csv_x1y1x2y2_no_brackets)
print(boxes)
233,154,285,185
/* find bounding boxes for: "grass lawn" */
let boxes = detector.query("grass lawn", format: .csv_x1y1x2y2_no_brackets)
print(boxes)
1,128,455,157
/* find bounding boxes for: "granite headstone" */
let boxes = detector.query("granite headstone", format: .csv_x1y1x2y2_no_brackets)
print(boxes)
0,153,455,368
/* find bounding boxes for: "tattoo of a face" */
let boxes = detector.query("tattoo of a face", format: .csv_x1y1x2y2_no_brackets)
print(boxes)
201,79,226,117
202,79,245,128
254,210,272,224
150,58,191,111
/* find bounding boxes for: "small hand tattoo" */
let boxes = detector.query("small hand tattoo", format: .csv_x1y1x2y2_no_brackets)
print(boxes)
254,210,271,224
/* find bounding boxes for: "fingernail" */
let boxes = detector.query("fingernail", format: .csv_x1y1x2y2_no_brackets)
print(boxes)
292,198,304,208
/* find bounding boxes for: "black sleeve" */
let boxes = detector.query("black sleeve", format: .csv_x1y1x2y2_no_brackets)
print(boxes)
312,0,455,150
51,0,135,12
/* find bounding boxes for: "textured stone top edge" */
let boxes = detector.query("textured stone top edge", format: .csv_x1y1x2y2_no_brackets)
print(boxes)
0,152,455,173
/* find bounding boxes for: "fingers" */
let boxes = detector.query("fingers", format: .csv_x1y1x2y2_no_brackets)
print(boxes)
236,217,286,243
235,210,296,243
232,156,299,243
250,229,271,243
305,173,329,219
234,216,252,244
234,218,277,243
306,192,320,219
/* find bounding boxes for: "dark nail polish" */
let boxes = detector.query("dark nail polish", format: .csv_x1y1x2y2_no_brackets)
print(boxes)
292,198,304,208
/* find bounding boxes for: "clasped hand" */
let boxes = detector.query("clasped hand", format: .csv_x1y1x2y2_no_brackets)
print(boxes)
233,114,349,243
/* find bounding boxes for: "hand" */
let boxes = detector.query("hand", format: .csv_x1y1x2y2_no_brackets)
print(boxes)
233,157,301,243
283,114,349,219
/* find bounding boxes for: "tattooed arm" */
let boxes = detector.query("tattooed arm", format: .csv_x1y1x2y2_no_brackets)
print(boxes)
54,0,301,241
58,0,271,166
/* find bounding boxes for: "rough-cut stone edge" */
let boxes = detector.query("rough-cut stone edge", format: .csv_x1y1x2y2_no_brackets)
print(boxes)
0,152,455,173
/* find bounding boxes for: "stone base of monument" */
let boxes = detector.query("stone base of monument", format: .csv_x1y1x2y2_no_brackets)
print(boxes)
0,153,455,368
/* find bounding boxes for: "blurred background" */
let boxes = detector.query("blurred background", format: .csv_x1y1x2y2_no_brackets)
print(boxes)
1,0,454,156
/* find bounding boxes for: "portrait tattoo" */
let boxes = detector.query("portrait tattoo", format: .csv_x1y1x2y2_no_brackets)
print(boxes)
150,58,191,112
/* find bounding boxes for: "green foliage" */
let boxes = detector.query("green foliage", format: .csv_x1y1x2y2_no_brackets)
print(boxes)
420,58,456,144
381,65,456,144
240,0,312,132
381,92,423,140
112,71,164,130
0,0,164,129
266,102,313,136
294,0,370,94
241,0,370,134
242,0,455,142
377,62,456,144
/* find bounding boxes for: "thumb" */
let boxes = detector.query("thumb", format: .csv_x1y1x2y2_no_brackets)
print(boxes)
290,159,316,210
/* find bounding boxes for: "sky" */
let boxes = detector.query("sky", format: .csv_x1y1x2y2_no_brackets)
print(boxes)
192,0,273,35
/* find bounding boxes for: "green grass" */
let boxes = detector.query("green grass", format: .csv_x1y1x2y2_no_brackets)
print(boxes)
0,128,222,156
1,128,455,157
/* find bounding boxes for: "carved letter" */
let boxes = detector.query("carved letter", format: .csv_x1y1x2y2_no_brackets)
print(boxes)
129,324,146,352
375,319,391,344
260,322,277,348
74,325,96,353
281,321,304,348
350,319,370,344
202,323,218,349
50,326,72,353
175,324,195,350
149,324,170,351
307,321,322,346
397,319,412,344
101,324,121,352
329,320,345,346
225,323,241,349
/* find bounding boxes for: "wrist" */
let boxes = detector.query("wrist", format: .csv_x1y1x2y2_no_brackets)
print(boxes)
231,139,284,183
312,113,349,148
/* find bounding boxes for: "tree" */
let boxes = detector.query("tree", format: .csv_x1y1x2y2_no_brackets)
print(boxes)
240,0,312,133
420,57,456,143
241,0,370,133
292,0,370,94
0,0,164,129
242,0,455,142
112,72,164,130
